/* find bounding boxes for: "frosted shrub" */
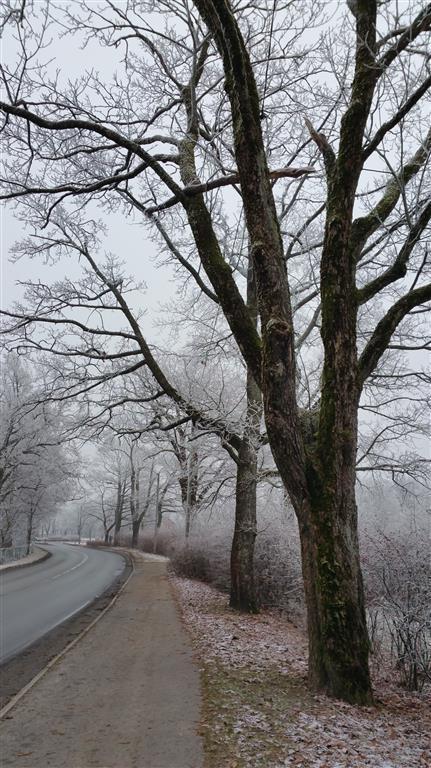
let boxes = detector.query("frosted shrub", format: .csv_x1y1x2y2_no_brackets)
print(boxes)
362,527,431,691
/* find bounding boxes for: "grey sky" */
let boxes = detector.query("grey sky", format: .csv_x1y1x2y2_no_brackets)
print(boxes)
0,4,178,343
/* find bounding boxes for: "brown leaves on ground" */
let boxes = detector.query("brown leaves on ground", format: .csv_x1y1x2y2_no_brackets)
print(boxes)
171,576,431,768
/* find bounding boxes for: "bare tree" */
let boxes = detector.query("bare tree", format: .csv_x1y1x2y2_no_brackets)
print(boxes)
0,354,76,549
1,0,430,703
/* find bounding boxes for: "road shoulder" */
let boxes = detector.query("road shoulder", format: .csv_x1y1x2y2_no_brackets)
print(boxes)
0,552,132,710
0,551,204,768
0,546,50,573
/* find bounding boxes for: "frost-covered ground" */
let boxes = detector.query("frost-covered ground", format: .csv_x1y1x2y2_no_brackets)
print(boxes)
172,576,431,768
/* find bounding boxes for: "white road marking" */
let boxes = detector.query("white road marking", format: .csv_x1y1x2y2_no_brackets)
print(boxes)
51,554,89,580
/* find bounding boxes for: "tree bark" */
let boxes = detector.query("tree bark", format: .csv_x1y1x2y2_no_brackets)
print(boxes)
230,262,261,613
230,411,259,613
113,479,125,546
193,0,374,703
298,489,371,703
131,519,140,548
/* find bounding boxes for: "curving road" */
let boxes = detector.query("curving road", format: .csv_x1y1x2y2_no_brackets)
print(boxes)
0,543,125,664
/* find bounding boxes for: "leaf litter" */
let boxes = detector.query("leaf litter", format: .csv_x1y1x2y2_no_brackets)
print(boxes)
172,575,431,768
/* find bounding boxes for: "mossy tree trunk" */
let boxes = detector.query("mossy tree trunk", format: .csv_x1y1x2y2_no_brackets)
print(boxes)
297,479,371,702
193,0,380,704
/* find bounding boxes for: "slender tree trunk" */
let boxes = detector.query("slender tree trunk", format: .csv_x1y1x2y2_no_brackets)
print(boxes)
185,506,191,539
26,513,33,555
230,422,258,613
113,480,125,546
130,450,142,548
184,443,198,539
153,472,160,554
230,263,261,613
131,519,140,548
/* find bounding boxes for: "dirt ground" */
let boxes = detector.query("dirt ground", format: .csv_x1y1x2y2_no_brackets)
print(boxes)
0,553,203,768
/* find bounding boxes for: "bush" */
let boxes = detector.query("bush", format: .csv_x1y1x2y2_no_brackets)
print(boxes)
87,514,302,619
254,532,303,613
362,527,431,691
165,521,303,616
139,531,177,558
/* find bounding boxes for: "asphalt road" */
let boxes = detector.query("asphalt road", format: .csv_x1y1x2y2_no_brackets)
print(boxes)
0,543,125,664
0,554,203,768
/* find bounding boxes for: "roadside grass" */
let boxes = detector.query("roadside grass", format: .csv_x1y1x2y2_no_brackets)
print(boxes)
172,575,431,768
201,662,311,768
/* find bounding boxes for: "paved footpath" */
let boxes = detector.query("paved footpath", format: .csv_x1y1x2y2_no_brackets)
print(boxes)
0,553,204,768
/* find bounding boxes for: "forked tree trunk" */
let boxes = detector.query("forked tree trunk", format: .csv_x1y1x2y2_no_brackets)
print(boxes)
182,0,374,702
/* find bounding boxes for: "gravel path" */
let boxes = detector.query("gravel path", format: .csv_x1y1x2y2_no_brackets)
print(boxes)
0,553,203,768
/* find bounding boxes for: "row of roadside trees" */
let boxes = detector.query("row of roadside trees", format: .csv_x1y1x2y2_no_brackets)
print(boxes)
0,354,76,552
1,0,430,704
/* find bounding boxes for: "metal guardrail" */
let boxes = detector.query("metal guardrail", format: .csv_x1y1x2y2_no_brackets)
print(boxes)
0,545,33,565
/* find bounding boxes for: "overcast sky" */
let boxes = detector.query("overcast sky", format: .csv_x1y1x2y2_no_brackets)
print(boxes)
0,6,179,344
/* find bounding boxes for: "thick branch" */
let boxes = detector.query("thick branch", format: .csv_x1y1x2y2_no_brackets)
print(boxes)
335,1,377,196
358,283,431,386
194,0,307,504
357,199,431,304
146,165,314,214
376,4,431,74
363,73,431,161
0,101,185,202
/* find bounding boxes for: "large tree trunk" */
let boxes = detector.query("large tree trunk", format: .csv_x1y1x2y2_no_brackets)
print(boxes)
230,262,261,613
192,0,375,704
298,491,371,704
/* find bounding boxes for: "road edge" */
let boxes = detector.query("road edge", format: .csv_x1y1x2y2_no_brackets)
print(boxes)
0,547,51,573
0,551,134,721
